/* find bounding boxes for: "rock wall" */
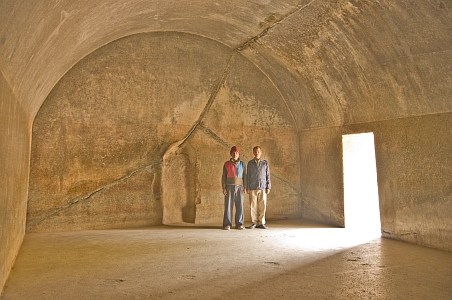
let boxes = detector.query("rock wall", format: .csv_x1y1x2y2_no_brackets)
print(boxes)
373,113,452,251
27,32,302,231
0,73,30,291
300,112,452,251
1,0,452,294
299,126,345,227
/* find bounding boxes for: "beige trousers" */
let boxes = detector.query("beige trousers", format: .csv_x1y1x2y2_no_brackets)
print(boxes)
248,190,267,225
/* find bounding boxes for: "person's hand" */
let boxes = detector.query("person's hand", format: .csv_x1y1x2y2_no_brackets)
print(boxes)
223,189,227,196
243,188,246,194
266,189,270,194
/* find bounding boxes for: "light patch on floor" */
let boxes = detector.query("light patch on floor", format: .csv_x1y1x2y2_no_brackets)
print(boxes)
2,219,452,299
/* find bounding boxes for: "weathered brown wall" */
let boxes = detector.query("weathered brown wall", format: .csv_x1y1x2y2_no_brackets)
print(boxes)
27,32,228,231
28,32,302,231
301,113,452,251
1,0,452,294
373,113,452,251
250,0,452,129
299,127,345,227
196,51,302,223
0,72,30,291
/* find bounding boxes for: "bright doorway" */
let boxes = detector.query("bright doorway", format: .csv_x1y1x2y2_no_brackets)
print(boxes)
342,132,381,240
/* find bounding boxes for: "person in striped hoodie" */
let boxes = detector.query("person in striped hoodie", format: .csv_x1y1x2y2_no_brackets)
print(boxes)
221,146,247,230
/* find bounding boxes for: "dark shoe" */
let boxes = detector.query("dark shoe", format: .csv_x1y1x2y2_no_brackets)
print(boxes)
246,224,256,229
257,224,268,229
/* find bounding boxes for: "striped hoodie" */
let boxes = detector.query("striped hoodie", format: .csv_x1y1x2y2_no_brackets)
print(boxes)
222,158,247,188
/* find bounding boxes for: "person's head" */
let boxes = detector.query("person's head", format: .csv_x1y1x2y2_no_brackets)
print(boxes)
230,146,240,160
253,146,262,160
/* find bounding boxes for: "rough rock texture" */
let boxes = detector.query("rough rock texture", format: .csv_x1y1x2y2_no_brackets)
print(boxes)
299,126,345,227
27,32,302,231
300,113,452,251
372,114,452,251
1,0,451,294
0,73,31,297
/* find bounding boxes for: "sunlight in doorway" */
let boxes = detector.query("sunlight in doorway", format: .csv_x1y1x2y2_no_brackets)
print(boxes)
342,132,381,243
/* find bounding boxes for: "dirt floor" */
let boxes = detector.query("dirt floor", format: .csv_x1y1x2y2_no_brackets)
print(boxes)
2,219,452,299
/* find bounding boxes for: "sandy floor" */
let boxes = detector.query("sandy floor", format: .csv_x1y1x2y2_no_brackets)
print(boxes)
2,219,452,299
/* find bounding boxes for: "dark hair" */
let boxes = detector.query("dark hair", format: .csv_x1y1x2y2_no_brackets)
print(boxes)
253,146,261,152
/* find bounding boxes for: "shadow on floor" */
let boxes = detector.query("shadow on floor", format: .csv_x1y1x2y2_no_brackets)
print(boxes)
2,219,451,299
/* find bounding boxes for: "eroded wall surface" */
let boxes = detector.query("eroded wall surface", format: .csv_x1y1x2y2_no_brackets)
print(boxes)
0,73,31,291
1,0,452,293
299,127,345,227
300,113,452,251
373,113,452,251
27,32,302,232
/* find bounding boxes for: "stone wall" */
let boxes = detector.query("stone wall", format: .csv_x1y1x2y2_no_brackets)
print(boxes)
2,0,452,294
27,32,302,232
373,113,452,251
0,73,31,291
299,127,345,227
300,112,452,251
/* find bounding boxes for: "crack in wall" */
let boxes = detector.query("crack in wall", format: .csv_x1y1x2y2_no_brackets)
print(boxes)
27,162,162,229
31,3,322,229
230,2,316,208
197,123,303,196
381,230,419,237
196,124,230,150
400,232,418,236
175,0,319,150
236,0,318,51
167,1,320,153
173,53,236,152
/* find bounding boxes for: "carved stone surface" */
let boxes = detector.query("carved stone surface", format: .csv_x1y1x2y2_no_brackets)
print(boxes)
1,0,452,293
27,32,301,231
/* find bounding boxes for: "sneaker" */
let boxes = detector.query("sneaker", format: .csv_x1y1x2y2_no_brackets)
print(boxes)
237,225,245,230
223,226,231,230
246,224,256,229
256,224,268,229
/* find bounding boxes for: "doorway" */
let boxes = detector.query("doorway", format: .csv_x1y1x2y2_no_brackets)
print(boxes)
342,132,381,239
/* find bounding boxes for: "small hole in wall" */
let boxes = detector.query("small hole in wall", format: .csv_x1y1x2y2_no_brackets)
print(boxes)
342,132,381,240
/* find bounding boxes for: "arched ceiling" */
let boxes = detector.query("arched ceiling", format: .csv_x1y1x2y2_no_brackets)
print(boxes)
1,0,451,129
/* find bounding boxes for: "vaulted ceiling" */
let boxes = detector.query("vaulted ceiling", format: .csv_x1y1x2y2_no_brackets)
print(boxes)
1,0,451,128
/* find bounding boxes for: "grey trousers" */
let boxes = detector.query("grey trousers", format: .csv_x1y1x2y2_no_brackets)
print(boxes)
223,185,244,228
